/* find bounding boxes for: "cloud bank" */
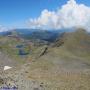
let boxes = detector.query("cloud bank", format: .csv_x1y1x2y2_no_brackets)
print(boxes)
0,25,8,32
28,0,90,31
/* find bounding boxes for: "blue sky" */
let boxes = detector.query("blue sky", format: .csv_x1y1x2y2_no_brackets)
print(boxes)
0,0,90,28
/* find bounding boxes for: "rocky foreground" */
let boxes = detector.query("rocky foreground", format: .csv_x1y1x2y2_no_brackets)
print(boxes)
0,46,90,90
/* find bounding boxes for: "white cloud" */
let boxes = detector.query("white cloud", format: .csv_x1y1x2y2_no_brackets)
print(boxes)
0,25,8,32
29,10,58,29
28,0,90,31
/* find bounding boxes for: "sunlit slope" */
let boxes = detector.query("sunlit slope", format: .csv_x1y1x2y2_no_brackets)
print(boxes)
53,29,90,58
26,29,90,90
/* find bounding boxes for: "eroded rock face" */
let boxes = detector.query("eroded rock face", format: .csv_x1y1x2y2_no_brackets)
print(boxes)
39,47,48,57
0,77,17,89
0,78,4,85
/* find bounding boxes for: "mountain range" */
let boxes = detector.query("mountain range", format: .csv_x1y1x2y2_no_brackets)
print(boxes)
0,28,90,90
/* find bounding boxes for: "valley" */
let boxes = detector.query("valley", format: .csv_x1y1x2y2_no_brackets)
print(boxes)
0,29,90,90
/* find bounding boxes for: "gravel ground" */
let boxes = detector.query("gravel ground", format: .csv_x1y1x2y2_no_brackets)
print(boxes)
0,51,90,90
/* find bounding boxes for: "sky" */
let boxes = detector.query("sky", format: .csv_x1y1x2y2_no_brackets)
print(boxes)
0,0,90,31
0,0,66,28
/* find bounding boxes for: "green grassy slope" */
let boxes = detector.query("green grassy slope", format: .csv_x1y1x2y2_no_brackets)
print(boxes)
0,36,30,64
